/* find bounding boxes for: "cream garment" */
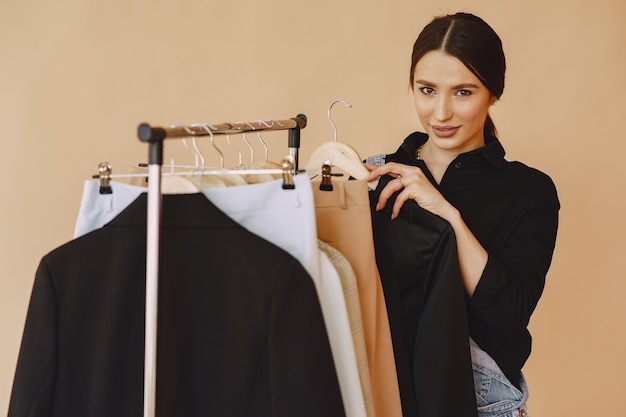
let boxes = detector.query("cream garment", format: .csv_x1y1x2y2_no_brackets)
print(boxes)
72,176,367,417
318,240,375,417
313,179,402,417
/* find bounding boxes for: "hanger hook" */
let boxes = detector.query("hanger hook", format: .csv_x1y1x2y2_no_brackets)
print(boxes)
268,119,285,128
328,99,352,142
255,119,271,128
237,121,258,166
225,133,245,169
181,126,206,171
254,120,270,162
197,123,225,168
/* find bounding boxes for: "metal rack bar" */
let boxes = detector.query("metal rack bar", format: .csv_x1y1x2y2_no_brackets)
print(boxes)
138,114,307,139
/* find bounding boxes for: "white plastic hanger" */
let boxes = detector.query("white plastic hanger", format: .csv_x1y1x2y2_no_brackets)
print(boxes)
160,125,202,194
304,99,378,189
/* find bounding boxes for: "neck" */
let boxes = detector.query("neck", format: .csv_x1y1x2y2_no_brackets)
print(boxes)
421,137,486,165
420,141,458,167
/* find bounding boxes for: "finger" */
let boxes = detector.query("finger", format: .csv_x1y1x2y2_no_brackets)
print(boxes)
364,162,379,172
365,166,387,181
365,162,401,181
375,176,406,211
391,188,414,219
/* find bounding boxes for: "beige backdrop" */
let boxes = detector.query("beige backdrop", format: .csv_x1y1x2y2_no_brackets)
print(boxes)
1,0,625,415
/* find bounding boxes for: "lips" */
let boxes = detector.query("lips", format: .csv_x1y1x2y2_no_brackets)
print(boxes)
431,125,460,138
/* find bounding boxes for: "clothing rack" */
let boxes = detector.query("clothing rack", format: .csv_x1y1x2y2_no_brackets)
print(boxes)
136,114,307,417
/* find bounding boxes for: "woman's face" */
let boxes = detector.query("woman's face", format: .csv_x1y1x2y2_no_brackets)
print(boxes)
412,50,496,155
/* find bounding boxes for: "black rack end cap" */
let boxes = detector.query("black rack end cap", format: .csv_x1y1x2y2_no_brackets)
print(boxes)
138,123,166,142
293,114,307,128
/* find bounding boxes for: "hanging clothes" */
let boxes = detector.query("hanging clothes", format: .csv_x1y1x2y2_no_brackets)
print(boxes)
369,174,477,417
203,175,367,417
312,179,403,417
68,174,367,417
9,192,345,417
317,240,375,417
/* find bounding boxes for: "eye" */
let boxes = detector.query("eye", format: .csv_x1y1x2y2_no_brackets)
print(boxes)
419,86,436,95
455,89,472,97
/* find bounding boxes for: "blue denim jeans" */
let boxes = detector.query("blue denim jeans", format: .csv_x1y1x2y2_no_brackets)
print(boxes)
470,338,529,417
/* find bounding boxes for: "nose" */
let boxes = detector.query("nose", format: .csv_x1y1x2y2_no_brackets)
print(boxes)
434,95,452,122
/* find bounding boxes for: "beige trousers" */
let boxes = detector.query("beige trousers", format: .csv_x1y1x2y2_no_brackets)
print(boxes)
313,179,402,417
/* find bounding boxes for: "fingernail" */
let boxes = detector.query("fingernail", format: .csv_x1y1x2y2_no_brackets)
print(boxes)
375,202,381,211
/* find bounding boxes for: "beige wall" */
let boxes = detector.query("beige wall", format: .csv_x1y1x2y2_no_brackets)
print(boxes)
1,0,625,415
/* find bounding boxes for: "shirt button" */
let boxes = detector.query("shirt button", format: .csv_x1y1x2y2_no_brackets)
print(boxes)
454,162,462,169
519,410,528,417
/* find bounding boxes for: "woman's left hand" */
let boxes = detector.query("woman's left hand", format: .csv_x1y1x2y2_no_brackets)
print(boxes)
365,162,455,221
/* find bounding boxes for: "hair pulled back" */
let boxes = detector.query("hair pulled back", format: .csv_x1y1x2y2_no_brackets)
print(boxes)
410,13,506,138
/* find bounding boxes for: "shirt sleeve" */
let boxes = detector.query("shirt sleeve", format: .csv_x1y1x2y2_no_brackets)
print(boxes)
468,176,560,335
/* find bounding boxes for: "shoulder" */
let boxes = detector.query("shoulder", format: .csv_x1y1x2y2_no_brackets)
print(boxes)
484,136,559,209
502,160,560,209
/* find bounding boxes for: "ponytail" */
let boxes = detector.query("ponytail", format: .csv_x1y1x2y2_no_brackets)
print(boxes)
484,113,497,138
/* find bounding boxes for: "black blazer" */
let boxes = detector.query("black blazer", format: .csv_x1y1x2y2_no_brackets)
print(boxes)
370,176,477,417
9,193,345,417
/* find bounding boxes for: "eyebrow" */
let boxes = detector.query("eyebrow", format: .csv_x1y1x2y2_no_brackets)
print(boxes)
415,80,480,89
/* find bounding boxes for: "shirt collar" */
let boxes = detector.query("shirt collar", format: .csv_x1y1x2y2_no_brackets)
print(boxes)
397,132,506,170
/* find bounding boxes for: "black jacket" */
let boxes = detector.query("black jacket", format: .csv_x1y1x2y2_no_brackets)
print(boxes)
371,175,477,417
9,193,345,417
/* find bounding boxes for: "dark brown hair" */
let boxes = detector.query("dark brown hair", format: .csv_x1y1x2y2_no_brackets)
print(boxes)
410,13,506,138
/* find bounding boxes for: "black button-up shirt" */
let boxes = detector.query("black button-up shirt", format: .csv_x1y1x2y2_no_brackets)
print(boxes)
382,131,560,387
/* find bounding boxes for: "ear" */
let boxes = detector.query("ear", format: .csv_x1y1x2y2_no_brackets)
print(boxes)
490,96,498,106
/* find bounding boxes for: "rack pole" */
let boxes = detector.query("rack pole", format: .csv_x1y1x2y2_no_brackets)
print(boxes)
288,116,302,171
139,129,166,417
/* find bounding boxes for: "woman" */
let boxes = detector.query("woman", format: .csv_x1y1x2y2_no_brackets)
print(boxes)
366,12,559,417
